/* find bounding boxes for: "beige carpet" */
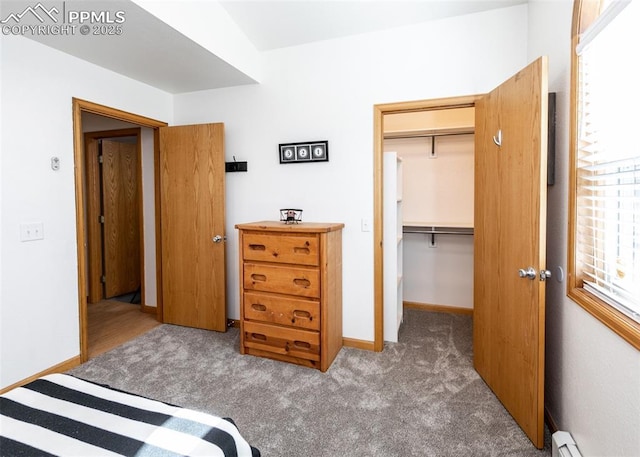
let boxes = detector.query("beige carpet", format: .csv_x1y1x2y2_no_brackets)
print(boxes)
69,308,551,457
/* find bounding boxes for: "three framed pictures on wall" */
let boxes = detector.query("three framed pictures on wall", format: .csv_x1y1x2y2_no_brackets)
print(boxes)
279,141,328,164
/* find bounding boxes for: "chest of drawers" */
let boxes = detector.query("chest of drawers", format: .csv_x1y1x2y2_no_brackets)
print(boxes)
235,221,344,372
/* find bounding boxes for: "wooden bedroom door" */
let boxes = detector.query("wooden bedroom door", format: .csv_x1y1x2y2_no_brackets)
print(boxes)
101,139,141,299
159,123,227,332
473,57,548,448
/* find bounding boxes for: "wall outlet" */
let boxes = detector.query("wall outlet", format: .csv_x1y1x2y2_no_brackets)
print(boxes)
20,222,44,241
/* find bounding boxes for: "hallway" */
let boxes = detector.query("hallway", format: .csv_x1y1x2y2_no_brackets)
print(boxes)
88,299,160,358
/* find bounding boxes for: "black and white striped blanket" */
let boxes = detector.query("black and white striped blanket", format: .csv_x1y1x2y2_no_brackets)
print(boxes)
0,373,260,456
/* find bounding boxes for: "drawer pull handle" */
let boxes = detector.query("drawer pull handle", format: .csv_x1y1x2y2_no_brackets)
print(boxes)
293,310,312,320
293,340,311,349
251,274,267,282
251,333,267,341
249,244,266,251
294,247,311,255
293,278,311,287
251,303,267,312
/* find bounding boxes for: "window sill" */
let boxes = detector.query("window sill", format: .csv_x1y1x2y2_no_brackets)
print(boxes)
568,287,640,350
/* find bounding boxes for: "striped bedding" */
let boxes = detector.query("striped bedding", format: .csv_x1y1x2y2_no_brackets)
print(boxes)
0,373,260,457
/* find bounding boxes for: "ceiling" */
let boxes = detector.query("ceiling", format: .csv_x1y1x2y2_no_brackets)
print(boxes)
18,0,527,93
220,1,526,51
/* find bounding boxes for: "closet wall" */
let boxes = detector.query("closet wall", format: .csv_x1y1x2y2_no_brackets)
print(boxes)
383,108,474,311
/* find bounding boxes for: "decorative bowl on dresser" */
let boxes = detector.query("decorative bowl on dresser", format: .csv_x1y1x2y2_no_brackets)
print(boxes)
235,221,344,372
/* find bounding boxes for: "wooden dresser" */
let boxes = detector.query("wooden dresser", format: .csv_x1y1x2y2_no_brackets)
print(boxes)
235,221,344,372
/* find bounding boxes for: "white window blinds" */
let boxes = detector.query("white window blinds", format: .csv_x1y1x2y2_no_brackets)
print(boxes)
576,0,640,322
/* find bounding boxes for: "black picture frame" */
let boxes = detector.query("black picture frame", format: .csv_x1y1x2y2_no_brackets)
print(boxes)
279,141,329,164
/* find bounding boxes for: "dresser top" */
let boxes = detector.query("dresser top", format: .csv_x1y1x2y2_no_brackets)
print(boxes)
235,221,344,233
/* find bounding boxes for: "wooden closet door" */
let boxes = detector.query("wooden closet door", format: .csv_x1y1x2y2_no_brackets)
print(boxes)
101,140,140,299
473,57,548,448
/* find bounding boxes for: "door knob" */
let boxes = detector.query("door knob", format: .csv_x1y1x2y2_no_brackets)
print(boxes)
539,270,552,281
518,267,537,280
212,235,223,243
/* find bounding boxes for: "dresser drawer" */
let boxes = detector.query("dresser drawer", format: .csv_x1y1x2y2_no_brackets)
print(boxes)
243,292,320,331
243,263,320,298
243,321,320,362
242,232,319,266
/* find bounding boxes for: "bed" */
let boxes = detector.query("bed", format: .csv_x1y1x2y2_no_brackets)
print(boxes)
0,373,260,456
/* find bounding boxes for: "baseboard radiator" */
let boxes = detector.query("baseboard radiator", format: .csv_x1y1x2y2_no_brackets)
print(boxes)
552,431,582,457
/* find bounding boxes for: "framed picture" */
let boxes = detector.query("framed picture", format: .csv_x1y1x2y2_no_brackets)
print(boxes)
295,145,311,161
280,145,296,163
279,141,329,164
310,142,328,161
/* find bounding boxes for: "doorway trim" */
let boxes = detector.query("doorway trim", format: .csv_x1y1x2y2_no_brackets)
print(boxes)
72,98,168,362
372,94,480,351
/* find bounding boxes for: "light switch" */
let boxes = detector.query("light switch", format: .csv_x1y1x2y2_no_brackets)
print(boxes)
361,218,371,232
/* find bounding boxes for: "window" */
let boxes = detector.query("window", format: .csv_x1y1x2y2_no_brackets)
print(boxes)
569,0,640,349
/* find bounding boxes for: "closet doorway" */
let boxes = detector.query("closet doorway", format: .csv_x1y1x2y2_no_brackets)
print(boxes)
374,94,479,350
373,56,549,449
382,107,475,343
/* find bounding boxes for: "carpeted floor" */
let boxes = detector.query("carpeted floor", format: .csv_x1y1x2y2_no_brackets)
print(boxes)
69,308,551,457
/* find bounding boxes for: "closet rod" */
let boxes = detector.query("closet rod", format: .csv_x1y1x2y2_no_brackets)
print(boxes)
383,130,474,140
403,226,474,236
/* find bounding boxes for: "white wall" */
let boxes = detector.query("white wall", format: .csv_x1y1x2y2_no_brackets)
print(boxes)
173,6,529,341
0,36,172,389
387,135,474,227
402,234,473,309
132,0,261,84
528,1,640,456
